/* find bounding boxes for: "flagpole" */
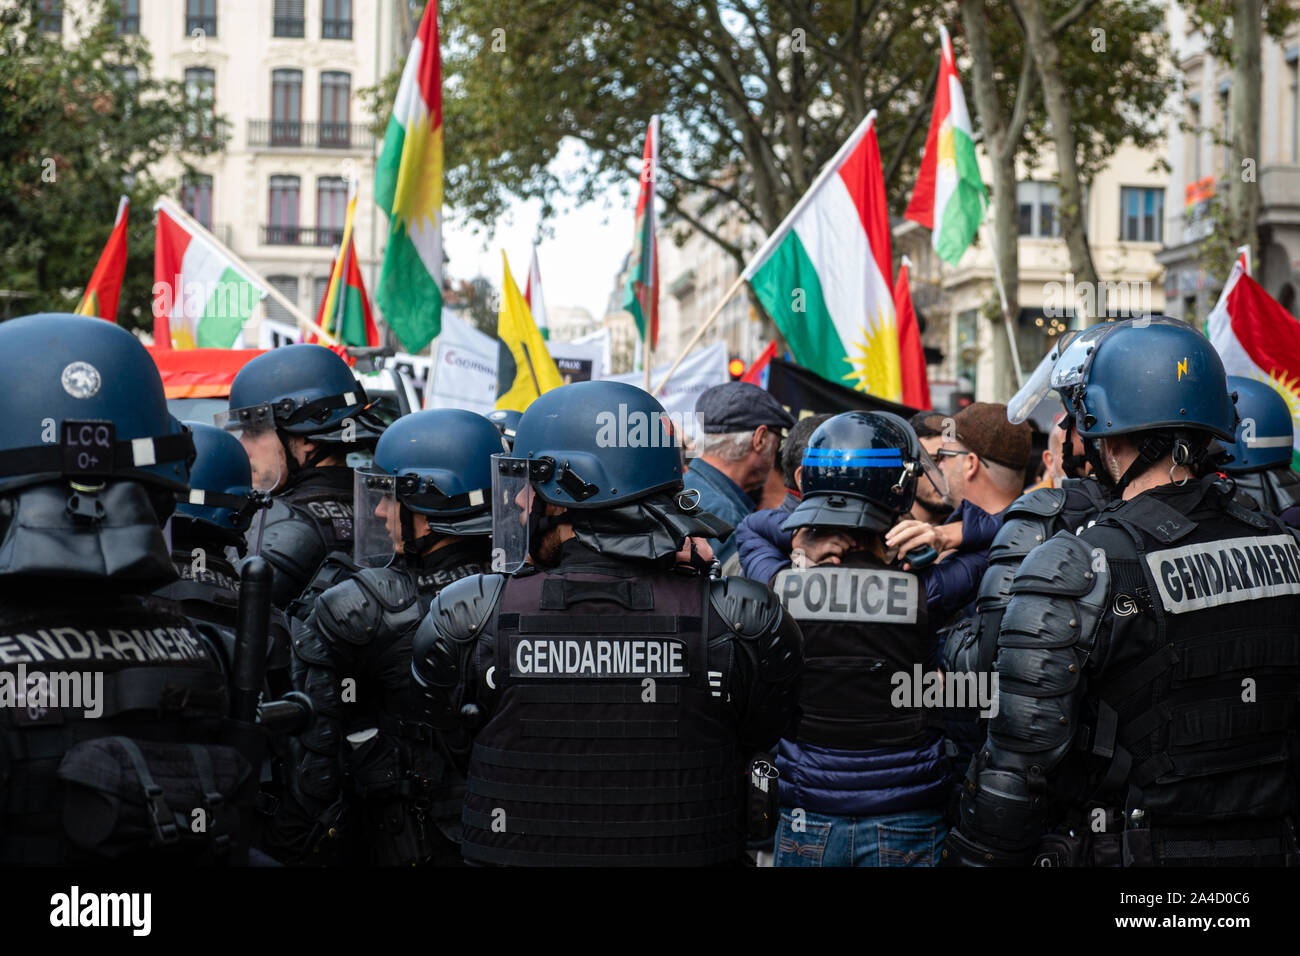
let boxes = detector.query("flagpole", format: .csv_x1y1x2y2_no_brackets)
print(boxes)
979,200,1024,389
651,272,746,396
154,196,338,346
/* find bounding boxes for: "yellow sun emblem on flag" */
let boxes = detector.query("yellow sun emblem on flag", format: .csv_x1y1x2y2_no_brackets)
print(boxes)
391,109,443,233
843,308,902,401
1254,368,1300,431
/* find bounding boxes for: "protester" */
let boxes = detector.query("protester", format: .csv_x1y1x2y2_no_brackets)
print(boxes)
735,413,833,582
908,412,955,524
683,381,795,567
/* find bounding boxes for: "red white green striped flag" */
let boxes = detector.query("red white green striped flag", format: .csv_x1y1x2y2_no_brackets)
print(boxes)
311,179,380,347
153,199,265,350
904,25,987,264
375,1,443,353
623,116,659,350
1207,255,1300,468
744,111,901,400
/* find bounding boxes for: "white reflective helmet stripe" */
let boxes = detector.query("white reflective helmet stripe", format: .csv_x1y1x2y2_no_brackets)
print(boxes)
468,489,485,506
188,489,207,505
1247,435,1292,448
131,438,157,467
344,392,358,406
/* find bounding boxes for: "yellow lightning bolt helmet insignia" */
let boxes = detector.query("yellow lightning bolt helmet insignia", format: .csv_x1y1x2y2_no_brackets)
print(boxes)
1177,357,1189,381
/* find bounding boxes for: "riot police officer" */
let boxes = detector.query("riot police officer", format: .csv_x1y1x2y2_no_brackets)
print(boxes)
220,344,385,609
270,409,503,865
944,316,1300,866
1220,376,1300,525
485,408,522,451
769,412,951,866
0,314,251,864
412,380,803,866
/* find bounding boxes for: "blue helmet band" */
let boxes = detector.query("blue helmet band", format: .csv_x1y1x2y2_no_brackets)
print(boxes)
803,448,905,468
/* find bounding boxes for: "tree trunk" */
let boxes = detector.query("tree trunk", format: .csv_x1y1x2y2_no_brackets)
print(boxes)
962,0,1021,396
1012,0,1102,323
1229,0,1262,265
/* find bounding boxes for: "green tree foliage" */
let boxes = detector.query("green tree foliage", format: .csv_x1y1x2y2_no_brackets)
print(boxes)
0,0,227,329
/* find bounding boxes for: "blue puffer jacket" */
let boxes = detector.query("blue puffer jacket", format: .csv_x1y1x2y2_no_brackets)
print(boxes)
777,736,950,816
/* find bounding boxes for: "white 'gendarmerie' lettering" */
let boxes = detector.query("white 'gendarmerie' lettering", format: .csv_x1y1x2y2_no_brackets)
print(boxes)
1146,533,1300,614
0,627,209,666
773,567,918,623
513,639,686,677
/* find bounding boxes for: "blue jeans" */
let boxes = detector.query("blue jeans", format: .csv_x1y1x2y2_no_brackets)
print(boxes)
773,807,946,867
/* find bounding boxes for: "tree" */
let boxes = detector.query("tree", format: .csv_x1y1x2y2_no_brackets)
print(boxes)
0,0,227,330
1183,0,1298,280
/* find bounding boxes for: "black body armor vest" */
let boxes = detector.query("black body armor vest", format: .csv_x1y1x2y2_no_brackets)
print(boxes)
0,584,249,864
1074,479,1300,861
463,568,745,866
773,556,933,749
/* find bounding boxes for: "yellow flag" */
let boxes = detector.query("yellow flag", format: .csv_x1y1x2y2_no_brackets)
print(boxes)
496,251,564,411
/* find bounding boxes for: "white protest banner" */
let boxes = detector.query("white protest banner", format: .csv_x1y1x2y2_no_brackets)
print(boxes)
426,312,500,414
606,340,728,445
548,335,607,383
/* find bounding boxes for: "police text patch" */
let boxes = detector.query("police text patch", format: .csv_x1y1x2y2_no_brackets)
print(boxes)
512,638,688,678
774,567,918,623
1145,533,1300,614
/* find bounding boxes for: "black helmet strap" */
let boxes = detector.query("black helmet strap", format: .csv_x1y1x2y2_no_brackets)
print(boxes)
1091,429,1208,497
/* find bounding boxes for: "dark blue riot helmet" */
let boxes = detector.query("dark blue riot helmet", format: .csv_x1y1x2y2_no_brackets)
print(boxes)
485,408,522,450
0,314,195,580
1049,317,1237,493
494,381,727,570
221,345,385,480
173,422,263,539
354,409,505,565
782,411,943,534
1222,376,1295,473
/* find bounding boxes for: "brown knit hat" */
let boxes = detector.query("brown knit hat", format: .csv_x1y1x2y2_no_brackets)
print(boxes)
952,402,1032,470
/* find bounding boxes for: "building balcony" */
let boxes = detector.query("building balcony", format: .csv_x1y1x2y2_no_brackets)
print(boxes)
186,16,216,36
322,18,353,39
116,15,139,34
247,119,374,151
261,225,344,247
273,16,305,37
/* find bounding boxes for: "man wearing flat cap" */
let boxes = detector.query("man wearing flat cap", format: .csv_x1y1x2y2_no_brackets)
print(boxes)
684,382,795,568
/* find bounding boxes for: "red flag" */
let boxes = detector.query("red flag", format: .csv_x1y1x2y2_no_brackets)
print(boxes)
76,196,129,322
622,117,659,350
894,257,931,409
742,340,778,386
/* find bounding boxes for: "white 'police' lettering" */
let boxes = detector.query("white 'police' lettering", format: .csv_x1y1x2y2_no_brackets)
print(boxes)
513,639,686,677
774,567,918,623
1146,534,1300,613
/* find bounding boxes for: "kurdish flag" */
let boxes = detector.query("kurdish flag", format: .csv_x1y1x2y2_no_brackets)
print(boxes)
76,195,129,322
904,25,987,264
497,252,563,412
894,256,932,409
312,179,380,347
375,1,443,353
153,199,265,350
1207,256,1300,468
623,116,659,350
525,247,549,340
744,112,901,400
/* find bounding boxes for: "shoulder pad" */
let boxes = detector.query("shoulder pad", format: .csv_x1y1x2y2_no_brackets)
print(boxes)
256,503,329,601
710,575,784,639
315,567,421,647
988,512,1057,564
353,566,420,613
423,573,506,646
286,550,359,622
1009,531,1106,599
1005,486,1067,519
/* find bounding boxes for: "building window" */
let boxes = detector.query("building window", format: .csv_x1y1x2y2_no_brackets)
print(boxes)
38,0,62,33
1188,95,1202,182
186,0,216,36
271,69,302,146
1016,181,1061,238
319,71,351,147
273,0,304,38
313,275,331,316
268,175,300,244
184,67,216,140
115,0,139,34
322,0,352,40
1120,187,1164,242
317,177,348,247
266,275,299,324
182,174,213,229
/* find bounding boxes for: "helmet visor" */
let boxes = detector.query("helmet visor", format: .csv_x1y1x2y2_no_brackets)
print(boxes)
353,468,400,568
1008,336,1074,425
1050,325,1115,392
216,404,283,492
491,454,534,575
917,445,949,501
